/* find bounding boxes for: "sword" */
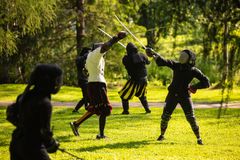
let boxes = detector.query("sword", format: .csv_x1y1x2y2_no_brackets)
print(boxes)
114,14,147,50
58,148,84,160
98,28,126,48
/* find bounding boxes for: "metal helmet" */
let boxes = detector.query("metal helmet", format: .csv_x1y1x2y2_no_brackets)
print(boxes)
126,42,138,56
179,49,196,66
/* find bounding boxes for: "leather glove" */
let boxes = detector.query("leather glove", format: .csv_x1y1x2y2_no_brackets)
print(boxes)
117,31,127,40
46,138,60,153
188,85,197,94
145,47,154,57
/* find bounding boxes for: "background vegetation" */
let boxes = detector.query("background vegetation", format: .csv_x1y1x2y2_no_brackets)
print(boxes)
1,1,239,159
1,0,239,86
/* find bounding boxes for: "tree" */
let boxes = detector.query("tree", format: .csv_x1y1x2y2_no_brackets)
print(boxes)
137,0,194,48
0,0,58,83
193,0,240,117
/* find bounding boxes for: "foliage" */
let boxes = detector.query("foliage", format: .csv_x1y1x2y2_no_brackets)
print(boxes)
190,0,240,116
0,0,58,56
0,0,59,83
0,0,240,88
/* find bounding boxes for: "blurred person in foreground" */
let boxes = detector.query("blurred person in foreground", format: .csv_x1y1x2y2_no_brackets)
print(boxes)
8,64,63,160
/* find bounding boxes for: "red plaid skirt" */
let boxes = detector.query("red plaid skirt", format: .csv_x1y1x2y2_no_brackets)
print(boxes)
86,82,112,116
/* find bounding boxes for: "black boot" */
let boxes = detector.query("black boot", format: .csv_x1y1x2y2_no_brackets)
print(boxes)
139,96,151,113
197,138,203,145
157,135,165,141
97,115,107,139
121,99,129,114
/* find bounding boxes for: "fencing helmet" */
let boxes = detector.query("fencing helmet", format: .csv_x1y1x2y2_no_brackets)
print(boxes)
179,49,196,66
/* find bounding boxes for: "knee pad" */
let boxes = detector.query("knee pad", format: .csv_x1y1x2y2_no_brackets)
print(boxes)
186,113,199,131
161,111,171,121
161,112,171,128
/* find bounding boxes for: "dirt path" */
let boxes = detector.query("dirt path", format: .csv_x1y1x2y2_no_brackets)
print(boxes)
1,101,239,108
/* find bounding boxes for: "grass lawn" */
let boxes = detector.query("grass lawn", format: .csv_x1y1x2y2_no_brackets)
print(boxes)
0,84,240,103
0,107,240,160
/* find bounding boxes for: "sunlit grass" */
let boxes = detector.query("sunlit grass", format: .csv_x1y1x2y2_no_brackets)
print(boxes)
0,84,240,103
0,107,239,160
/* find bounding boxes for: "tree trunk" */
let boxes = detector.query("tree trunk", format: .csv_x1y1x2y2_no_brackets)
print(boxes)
0,58,10,83
202,24,211,60
221,21,229,85
146,30,156,48
76,0,85,55
218,21,229,118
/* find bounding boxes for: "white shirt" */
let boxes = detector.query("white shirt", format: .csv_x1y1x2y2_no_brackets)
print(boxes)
85,47,106,83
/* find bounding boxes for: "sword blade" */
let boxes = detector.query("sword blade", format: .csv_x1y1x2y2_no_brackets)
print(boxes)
114,14,146,49
98,28,126,48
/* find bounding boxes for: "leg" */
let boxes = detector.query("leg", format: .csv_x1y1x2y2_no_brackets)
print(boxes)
70,110,94,136
139,96,151,113
88,83,112,139
121,99,129,114
96,103,111,139
73,84,88,112
81,84,89,109
96,115,107,139
118,79,135,114
73,98,85,112
158,94,178,141
180,97,203,145
74,111,93,125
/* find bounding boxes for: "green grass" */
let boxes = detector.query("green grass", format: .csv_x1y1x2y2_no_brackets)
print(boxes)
0,107,240,160
0,84,240,103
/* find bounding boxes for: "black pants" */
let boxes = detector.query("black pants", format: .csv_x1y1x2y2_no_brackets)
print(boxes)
160,93,200,138
164,93,194,115
74,83,89,110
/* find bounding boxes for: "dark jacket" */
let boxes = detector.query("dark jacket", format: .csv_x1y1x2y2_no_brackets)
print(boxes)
155,55,210,97
12,88,54,149
76,54,88,85
123,53,150,81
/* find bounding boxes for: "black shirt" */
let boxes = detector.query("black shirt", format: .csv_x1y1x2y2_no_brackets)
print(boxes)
155,55,210,97
123,53,150,81
76,55,88,84
13,88,53,148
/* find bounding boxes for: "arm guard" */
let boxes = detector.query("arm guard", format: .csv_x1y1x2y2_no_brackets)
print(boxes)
100,31,127,53
100,36,119,53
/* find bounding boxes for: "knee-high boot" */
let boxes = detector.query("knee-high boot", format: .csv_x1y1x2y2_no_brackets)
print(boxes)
139,96,151,113
121,99,129,114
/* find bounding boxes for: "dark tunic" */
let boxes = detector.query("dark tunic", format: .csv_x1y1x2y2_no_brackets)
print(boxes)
122,53,150,81
10,88,54,160
76,54,88,86
155,55,210,98
118,53,150,100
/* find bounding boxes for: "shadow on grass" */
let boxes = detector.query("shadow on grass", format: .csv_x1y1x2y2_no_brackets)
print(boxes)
76,140,150,152
55,135,73,143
